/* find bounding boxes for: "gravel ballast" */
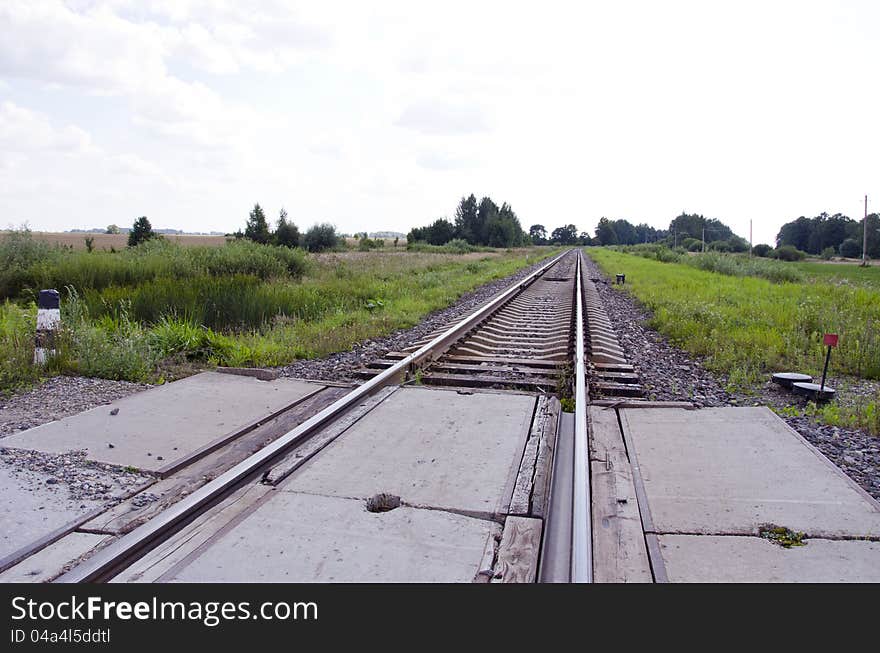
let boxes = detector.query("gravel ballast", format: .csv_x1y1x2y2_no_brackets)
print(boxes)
277,253,561,382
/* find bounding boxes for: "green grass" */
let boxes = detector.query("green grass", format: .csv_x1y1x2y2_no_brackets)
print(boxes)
790,260,880,286
0,235,307,302
588,248,880,433
0,240,560,390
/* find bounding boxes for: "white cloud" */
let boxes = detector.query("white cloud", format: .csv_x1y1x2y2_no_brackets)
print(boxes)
396,100,491,135
0,101,93,153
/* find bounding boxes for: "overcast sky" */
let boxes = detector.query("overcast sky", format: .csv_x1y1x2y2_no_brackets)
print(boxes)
1,1,877,245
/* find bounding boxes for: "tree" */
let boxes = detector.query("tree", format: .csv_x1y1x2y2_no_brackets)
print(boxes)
106,224,120,234
475,197,499,245
245,203,271,244
550,224,578,245
529,224,547,245
752,244,773,257
425,218,456,245
303,223,339,252
128,216,155,247
610,219,637,245
776,213,859,255
453,194,480,244
274,208,300,248
594,218,618,246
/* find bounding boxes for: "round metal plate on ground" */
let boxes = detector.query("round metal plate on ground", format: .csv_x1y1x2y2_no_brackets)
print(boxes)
791,382,835,402
771,372,813,389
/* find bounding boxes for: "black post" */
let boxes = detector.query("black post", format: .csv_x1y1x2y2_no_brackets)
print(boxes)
819,346,832,391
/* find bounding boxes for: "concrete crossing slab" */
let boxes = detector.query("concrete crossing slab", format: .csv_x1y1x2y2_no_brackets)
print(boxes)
164,491,498,583
282,387,536,517
658,535,880,583
0,373,322,473
621,407,880,538
0,465,104,561
0,532,108,583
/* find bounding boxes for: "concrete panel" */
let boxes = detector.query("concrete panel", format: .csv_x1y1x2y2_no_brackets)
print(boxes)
622,407,880,537
659,535,880,583
166,492,497,583
0,532,107,583
0,465,103,560
1,373,321,473
284,387,536,517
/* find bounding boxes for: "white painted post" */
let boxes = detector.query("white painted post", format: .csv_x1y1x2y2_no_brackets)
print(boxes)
34,289,60,365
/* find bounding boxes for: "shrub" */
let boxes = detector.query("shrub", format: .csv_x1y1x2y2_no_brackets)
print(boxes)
840,238,861,258
752,244,773,258
821,246,836,260
772,245,806,261
443,239,474,254
303,224,340,252
681,237,702,252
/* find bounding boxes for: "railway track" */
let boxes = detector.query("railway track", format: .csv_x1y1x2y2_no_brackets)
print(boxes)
39,248,644,583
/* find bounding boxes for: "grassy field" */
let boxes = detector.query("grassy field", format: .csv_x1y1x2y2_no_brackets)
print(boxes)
7,231,229,251
588,248,880,433
791,259,880,285
0,230,558,392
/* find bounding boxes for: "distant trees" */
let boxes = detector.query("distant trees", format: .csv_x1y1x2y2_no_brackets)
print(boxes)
244,203,271,244
240,204,303,248
529,225,547,245
128,216,155,247
303,223,340,252
550,224,579,245
274,208,300,248
408,218,456,245
776,212,878,258
409,194,526,248
106,224,120,234
594,218,618,246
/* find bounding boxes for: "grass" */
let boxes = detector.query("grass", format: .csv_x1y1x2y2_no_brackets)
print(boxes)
0,230,559,391
791,260,880,286
588,247,880,434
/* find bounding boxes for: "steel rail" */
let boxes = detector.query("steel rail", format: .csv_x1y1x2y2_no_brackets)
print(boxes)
56,249,572,583
571,250,593,582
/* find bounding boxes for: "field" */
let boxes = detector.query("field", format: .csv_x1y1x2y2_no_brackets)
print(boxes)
791,259,880,285
7,231,229,251
588,248,880,433
0,230,558,392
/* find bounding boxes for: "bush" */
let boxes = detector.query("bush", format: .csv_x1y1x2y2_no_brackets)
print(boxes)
303,224,340,252
752,244,773,258
443,239,474,254
128,216,155,247
821,246,836,260
772,245,806,261
681,237,702,252
840,238,861,258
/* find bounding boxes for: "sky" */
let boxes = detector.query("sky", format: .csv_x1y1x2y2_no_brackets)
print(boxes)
0,1,877,246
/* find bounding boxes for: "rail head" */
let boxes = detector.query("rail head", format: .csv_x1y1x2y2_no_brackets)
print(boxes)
571,250,593,582
55,248,574,583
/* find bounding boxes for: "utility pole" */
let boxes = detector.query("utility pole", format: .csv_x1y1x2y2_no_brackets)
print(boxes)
863,195,869,266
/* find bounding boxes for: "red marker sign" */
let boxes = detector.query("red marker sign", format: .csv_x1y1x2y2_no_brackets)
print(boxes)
823,333,839,348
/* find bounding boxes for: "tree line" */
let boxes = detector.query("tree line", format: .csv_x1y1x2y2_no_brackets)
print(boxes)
407,194,528,247
237,203,341,252
776,212,880,258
